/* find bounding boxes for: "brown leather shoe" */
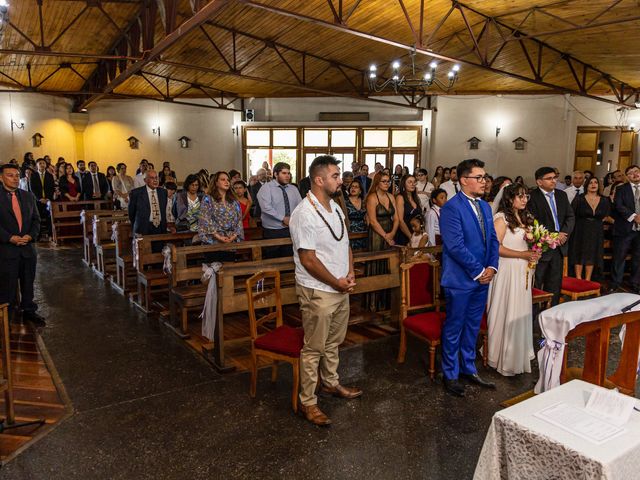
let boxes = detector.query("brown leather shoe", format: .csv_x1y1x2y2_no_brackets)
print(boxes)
299,404,332,426
320,384,363,399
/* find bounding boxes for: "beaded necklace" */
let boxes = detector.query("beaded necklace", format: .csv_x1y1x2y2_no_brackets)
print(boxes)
306,193,345,242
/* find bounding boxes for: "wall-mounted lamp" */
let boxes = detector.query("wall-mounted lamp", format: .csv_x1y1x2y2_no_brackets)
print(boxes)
10,118,24,131
231,124,240,137
630,123,637,132
152,126,161,136
495,126,501,137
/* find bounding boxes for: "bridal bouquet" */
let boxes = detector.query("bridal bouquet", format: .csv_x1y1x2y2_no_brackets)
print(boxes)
523,220,562,287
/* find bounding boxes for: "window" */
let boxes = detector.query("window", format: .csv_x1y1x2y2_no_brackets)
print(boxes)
392,129,418,147
393,153,416,171
363,129,389,147
246,129,270,147
273,129,297,147
303,129,329,147
245,126,420,182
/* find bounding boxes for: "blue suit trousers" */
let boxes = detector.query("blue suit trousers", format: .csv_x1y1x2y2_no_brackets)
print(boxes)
441,284,489,380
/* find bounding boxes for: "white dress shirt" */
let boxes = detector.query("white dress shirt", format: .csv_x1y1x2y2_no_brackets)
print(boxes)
564,185,583,204
440,180,460,202
290,192,350,293
426,205,441,246
134,172,146,188
416,180,435,212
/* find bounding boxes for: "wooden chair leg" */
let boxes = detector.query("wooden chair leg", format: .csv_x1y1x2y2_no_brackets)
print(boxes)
428,345,436,380
397,329,407,363
291,360,300,413
181,307,188,334
271,360,279,382
250,349,258,398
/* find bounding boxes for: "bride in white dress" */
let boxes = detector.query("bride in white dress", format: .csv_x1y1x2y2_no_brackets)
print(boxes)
487,184,541,376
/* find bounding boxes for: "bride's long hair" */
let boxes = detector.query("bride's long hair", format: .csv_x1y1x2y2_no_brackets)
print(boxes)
497,183,535,233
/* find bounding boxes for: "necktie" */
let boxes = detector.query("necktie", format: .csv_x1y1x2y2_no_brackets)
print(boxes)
546,191,560,231
40,173,46,199
471,199,485,241
92,174,99,195
279,185,291,217
151,190,161,228
454,182,459,193
10,192,23,232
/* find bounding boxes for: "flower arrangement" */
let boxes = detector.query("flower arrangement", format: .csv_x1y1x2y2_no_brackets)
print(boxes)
523,220,562,287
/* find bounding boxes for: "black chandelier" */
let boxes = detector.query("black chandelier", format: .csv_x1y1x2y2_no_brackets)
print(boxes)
367,48,460,94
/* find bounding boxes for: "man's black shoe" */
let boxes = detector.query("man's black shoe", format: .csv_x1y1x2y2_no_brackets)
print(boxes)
443,378,465,397
461,373,496,389
23,312,46,327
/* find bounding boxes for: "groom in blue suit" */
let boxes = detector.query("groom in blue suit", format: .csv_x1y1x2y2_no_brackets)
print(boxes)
439,159,499,397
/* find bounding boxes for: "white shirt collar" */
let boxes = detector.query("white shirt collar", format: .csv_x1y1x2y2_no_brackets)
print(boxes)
461,190,478,202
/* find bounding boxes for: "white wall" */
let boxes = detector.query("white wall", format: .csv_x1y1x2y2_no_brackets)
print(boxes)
2,91,638,185
0,93,77,163
83,99,237,181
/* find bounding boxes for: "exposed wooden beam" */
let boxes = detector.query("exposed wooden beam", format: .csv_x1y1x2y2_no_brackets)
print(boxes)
79,0,232,110
237,0,638,107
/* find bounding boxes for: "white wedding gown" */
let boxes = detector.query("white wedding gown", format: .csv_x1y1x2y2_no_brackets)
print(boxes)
486,213,535,376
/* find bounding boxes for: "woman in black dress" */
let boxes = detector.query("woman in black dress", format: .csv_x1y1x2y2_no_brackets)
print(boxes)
395,174,421,245
345,179,367,250
570,177,613,281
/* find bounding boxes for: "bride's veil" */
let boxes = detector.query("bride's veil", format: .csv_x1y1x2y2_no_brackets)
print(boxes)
491,185,507,216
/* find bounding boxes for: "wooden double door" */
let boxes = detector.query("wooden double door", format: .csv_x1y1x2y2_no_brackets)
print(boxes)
575,129,635,172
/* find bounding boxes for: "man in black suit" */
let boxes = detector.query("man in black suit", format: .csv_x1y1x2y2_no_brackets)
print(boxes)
528,166,575,305
611,165,640,293
30,158,55,240
82,161,110,200
0,163,45,326
128,169,168,236
355,164,372,193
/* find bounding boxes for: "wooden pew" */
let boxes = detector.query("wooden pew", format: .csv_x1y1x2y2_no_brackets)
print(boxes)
110,221,134,295
165,239,400,372
561,309,640,396
132,232,197,313
81,209,126,267
165,232,372,336
92,213,129,280
48,200,112,245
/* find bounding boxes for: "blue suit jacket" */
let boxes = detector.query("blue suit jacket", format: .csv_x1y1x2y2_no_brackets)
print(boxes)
440,192,499,290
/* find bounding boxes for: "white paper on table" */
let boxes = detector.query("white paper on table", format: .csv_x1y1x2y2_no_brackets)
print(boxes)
585,386,636,426
534,402,626,445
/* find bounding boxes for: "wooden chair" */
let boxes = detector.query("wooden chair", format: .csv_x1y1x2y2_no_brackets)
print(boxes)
532,287,553,311
561,257,601,301
246,271,304,412
0,304,15,425
397,253,444,380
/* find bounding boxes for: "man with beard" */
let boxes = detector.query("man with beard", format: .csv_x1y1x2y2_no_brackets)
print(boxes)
290,155,361,426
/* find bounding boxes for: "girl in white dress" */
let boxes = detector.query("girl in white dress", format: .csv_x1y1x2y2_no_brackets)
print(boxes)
486,184,541,376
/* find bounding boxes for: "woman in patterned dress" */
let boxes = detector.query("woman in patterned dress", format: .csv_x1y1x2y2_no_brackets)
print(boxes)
198,171,244,245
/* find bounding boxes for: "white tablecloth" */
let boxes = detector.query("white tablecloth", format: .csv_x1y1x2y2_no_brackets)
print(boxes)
474,380,640,480
535,294,640,394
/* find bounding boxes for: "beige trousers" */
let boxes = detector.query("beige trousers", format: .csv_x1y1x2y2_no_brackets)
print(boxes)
296,285,350,407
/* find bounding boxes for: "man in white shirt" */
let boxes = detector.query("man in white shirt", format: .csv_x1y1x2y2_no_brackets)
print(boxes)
604,170,625,197
415,168,435,213
133,160,148,188
439,164,460,201
564,170,585,204
290,155,361,426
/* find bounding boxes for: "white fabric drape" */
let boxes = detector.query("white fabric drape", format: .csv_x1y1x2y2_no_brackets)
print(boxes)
200,262,222,340
535,293,640,393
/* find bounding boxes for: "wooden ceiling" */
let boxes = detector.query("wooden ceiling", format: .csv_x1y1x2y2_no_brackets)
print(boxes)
1,0,639,111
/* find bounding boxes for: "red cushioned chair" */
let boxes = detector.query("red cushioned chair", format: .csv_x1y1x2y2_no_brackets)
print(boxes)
246,271,304,412
532,287,553,311
561,257,601,302
397,254,444,380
